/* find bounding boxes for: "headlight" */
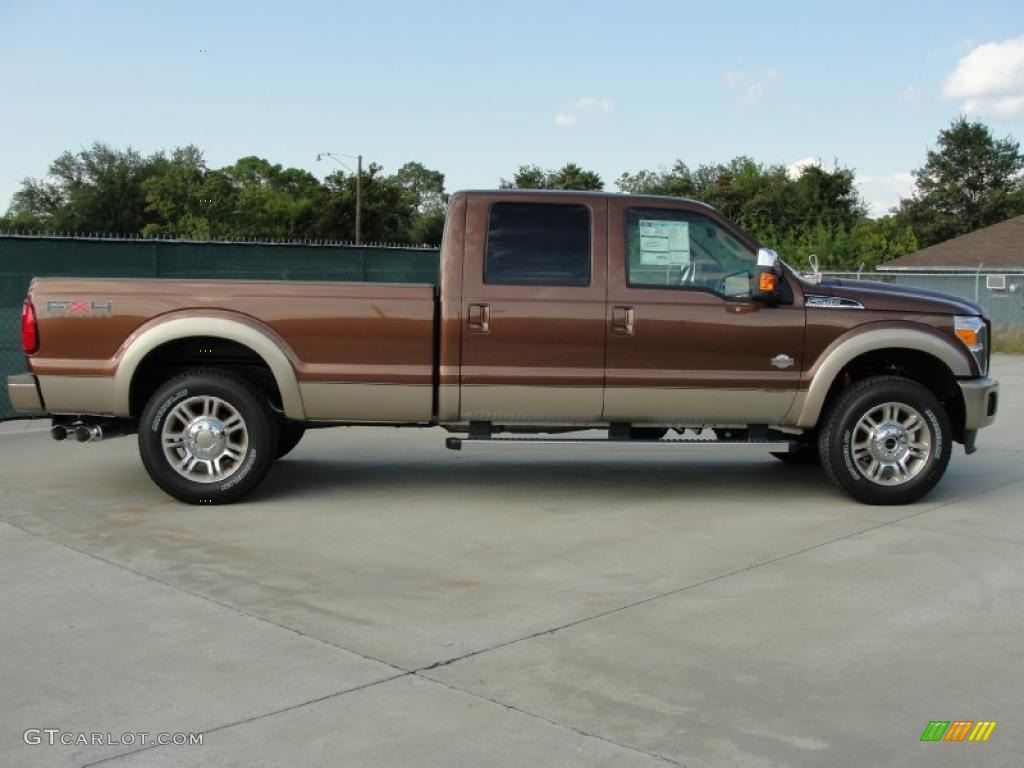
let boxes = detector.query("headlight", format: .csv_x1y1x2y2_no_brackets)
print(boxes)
955,315,988,375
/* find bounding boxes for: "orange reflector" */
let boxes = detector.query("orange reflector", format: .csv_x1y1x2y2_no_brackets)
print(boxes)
759,273,777,292
955,328,978,346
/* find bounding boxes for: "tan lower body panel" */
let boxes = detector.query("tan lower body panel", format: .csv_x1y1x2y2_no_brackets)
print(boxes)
298,382,432,421
6,374,44,412
37,375,117,415
603,387,798,425
437,383,460,423
460,385,603,424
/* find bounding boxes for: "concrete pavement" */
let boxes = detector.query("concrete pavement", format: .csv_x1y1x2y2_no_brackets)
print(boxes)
1,355,1022,767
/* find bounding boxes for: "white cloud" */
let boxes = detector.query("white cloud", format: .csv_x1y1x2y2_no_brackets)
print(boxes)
857,172,916,217
964,94,1024,118
553,97,614,128
786,156,821,180
575,96,614,115
722,69,778,107
943,36,1024,118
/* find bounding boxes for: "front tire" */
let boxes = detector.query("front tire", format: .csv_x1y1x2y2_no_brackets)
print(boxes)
818,375,950,505
138,369,279,505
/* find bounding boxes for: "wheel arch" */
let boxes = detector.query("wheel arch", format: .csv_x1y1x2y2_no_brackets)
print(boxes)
113,313,306,420
791,324,971,432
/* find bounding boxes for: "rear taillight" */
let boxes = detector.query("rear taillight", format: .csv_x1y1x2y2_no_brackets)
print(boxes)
22,299,39,354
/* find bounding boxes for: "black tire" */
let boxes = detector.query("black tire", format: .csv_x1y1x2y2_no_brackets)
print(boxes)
138,368,279,505
276,422,307,459
818,375,951,505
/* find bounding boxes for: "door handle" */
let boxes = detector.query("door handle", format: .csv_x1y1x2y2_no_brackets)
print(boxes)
612,306,635,336
468,303,491,333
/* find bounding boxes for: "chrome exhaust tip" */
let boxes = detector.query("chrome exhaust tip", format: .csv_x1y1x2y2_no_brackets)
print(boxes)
73,424,103,442
51,425,68,441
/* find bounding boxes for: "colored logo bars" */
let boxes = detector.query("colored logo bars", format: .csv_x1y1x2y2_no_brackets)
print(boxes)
920,721,997,742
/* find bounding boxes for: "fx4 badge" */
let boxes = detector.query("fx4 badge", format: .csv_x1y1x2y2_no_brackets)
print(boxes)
771,354,795,369
46,300,113,318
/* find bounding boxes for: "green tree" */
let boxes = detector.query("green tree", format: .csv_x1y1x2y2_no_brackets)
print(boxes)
617,157,871,268
616,161,698,198
5,144,450,244
223,157,321,239
896,117,1024,247
393,161,448,243
142,145,219,237
8,142,167,233
500,163,603,190
314,164,416,243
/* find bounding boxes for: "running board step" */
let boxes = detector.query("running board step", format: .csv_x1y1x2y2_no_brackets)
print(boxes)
445,437,796,452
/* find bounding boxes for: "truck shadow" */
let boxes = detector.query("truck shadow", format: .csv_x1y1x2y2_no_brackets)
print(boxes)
256,454,835,505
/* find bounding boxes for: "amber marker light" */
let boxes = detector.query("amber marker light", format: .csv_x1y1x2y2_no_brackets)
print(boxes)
955,326,978,347
759,272,777,292
954,315,988,374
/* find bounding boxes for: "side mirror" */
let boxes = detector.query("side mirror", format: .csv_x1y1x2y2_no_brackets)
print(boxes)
752,248,782,303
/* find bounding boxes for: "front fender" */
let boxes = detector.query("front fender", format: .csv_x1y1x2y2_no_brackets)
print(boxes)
787,322,973,428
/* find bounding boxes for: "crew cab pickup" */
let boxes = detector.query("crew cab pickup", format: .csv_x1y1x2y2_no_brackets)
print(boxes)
8,190,999,505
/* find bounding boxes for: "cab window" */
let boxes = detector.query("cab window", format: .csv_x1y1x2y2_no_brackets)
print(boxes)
485,202,590,286
625,207,755,298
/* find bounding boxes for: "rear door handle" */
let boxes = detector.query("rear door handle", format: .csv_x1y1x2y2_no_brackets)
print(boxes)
612,306,635,336
468,303,490,333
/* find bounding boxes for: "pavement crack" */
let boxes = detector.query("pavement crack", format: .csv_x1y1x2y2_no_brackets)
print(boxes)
79,672,411,767
889,520,1024,547
0,517,411,677
416,474,1024,674
413,673,685,767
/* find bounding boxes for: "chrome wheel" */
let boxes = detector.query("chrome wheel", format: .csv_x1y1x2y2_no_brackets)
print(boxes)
850,401,930,486
161,396,249,483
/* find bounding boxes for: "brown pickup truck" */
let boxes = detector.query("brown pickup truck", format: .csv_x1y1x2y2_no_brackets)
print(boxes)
8,190,999,505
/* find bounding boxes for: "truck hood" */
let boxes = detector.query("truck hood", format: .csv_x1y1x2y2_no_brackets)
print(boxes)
810,277,985,317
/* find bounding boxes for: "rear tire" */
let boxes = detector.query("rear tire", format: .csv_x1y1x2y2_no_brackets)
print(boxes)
818,375,950,505
138,368,279,505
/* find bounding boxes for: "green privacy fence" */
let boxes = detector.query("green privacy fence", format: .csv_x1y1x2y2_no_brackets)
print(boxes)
0,234,440,420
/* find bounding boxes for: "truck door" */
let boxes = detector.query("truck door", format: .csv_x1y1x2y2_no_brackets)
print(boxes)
603,198,805,424
459,193,607,424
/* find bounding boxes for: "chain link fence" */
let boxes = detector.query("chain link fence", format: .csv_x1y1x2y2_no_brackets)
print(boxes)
818,269,1024,328
1,235,440,420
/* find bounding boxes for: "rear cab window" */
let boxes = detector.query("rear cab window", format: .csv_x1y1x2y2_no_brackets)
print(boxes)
485,202,591,286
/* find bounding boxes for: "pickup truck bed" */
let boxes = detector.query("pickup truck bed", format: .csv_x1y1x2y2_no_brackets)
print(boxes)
26,278,437,422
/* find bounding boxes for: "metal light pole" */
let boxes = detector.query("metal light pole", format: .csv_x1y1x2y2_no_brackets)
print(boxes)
355,154,362,245
316,152,363,244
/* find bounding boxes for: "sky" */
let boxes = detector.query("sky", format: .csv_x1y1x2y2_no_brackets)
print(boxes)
1,0,1023,217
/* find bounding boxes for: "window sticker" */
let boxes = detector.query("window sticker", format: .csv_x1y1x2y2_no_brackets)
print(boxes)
638,219,690,266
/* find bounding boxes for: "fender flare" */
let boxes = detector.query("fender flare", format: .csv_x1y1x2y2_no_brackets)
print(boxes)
790,324,973,428
112,313,306,419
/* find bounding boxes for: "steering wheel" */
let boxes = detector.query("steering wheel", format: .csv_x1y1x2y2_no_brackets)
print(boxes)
675,263,696,286
716,270,749,297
